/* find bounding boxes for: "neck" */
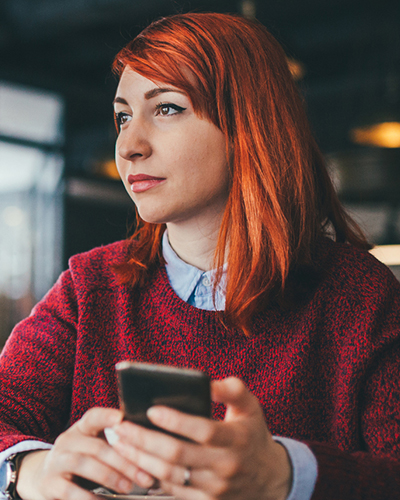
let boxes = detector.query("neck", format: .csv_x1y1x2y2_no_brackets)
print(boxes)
166,217,222,272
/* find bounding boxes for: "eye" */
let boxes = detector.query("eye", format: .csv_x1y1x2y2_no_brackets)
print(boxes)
155,103,186,116
114,111,131,131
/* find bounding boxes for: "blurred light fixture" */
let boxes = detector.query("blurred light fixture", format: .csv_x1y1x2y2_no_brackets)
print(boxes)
350,120,400,148
370,244,400,266
239,2,305,81
95,159,120,180
350,62,400,148
240,0,256,19
287,58,306,81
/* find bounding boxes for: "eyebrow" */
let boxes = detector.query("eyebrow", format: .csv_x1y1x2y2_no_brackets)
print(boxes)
113,97,128,106
144,87,185,100
113,87,185,106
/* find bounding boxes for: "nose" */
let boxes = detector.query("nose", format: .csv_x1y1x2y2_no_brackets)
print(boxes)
116,116,152,162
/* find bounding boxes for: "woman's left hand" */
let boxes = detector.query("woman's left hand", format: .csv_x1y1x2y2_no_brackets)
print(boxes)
111,377,292,500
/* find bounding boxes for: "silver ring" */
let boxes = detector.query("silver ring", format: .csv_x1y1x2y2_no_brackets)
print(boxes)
183,468,191,487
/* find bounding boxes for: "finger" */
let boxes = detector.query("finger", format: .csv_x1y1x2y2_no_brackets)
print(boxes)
56,451,134,494
112,440,222,499
141,408,233,447
114,421,233,473
54,432,141,484
112,441,190,487
113,421,198,464
212,377,262,420
159,479,210,500
76,407,123,437
161,467,230,497
45,475,99,500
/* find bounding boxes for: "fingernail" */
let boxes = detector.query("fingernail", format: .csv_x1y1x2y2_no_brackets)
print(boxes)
119,478,132,493
104,427,120,446
146,407,162,422
137,471,154,488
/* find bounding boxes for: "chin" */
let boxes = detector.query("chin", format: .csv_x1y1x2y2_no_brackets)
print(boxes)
136,207,169,225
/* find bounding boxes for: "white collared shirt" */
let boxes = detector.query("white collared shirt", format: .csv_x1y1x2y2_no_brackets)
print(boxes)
162,231,227,311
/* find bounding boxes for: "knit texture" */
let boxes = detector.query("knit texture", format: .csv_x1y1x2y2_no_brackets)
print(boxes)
1,237,400,499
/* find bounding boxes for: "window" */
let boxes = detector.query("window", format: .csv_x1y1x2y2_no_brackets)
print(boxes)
0,82,64,347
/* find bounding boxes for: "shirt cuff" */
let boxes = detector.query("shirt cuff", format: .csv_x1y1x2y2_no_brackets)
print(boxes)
273,436,318,500
0,441,52,498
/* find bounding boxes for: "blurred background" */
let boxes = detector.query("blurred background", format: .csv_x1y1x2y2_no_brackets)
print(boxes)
0,0,400,346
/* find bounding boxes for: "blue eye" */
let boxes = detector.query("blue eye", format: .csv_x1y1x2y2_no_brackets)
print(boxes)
155,103,186,116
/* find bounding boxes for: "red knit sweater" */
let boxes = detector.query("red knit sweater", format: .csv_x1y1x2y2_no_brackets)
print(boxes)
1,238,400,499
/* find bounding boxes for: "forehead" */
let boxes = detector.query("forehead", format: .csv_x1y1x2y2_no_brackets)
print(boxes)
116,68,161,96
116,65,198,96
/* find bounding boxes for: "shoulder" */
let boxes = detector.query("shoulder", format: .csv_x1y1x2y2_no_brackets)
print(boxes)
313,238,400,343
67,240,130,293
319,238,399,295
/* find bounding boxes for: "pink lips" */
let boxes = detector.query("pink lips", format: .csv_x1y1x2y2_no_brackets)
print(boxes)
128,174,166,193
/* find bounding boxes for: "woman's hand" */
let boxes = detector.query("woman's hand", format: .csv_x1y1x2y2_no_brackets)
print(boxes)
111,377,293,500
16,407,154,500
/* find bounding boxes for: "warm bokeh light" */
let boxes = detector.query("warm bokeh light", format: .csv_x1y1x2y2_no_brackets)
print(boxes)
370,245,400,266
287,58,306,81
240,0,256,19
96,159,120,180
350,121,400,148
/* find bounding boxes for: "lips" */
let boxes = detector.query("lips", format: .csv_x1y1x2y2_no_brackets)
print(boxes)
128,173,166,193
128,174,165,184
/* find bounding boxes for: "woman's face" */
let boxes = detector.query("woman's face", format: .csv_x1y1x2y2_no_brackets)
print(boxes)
114,68,230,230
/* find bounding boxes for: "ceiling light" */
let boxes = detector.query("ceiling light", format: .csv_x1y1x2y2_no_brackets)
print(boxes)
350,73,400,148
350,120,400,148
287,58,306,81
95,159,120,180
240,0,256,19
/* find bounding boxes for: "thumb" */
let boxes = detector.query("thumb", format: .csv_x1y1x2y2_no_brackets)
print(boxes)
211,377,262,421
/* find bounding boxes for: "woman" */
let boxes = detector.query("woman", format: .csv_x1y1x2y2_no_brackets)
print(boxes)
1,12,400,500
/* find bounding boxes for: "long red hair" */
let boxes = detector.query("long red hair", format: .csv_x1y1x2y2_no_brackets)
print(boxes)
112,13,370,335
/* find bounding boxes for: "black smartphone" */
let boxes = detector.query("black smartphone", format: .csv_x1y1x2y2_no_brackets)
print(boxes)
116,361,211,435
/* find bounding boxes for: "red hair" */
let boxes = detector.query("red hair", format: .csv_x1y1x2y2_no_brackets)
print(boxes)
112,13,370,334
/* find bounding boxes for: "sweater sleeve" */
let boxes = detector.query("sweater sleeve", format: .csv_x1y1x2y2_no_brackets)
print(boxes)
308,348,400,499
0,269,78,451
307,269,400,500
307,442,400,499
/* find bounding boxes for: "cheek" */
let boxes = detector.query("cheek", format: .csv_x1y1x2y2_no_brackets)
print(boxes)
114,157,131,193
197,139,229,187
114,142,120,168
182,130,226,172
115,148,126,176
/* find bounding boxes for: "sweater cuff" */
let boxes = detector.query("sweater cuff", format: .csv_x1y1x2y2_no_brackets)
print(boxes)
273,436,317,500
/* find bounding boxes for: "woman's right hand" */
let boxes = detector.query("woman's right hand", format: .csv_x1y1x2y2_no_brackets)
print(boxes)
15,407,155,500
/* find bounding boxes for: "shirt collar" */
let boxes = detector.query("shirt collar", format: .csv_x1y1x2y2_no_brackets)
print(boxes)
162,230,227,304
